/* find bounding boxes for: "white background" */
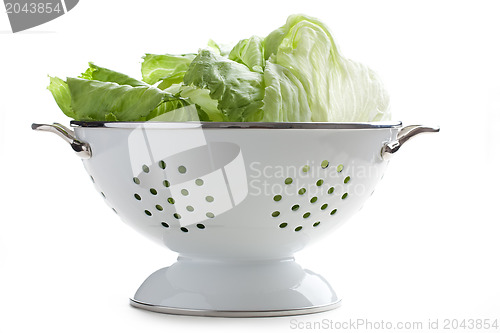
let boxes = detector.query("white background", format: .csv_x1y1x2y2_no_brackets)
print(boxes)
1,0,499,332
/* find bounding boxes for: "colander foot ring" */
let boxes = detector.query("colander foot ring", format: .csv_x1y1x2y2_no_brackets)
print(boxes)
129,298,342,317
130,257,341,317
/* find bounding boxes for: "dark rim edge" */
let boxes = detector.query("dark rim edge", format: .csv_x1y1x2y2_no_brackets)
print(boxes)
71,120,402,129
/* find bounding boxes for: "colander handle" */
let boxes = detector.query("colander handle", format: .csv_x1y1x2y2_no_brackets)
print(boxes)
31,123,92,159
381,125,440,160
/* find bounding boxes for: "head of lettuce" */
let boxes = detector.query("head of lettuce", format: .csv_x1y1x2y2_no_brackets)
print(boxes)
48,14,390,123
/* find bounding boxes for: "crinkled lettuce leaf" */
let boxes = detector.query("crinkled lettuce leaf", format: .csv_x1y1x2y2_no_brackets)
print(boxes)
266,14,390,122
141,53,196,89
48,64,196,122
147,104,209,122
140,53,225,120
47,76,75,119
228,36,265,73
81,63,148,87
261,62,311,122
207,39,232,57
175,85,225,122
183,49,264,122
67,77,165,121
48,14,390,123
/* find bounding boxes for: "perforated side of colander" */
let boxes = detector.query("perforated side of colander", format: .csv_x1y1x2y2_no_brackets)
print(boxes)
86,152,352,236
95,141,245,233
131,161,219,232
267,160,351,232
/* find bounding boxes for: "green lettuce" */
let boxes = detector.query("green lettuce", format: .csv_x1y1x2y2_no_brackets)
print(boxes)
47,76,75,119
47,64,202,122
265,14,390,122
228,36,265,73
67,77,165,121
81,63,148,87
262,62,311,122
207,39,232,56
48,14,390,123
183,49,265,122
175,85,225,122
141,53,196,89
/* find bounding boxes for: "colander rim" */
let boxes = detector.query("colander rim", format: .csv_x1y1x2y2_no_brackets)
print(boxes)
71,120,402,129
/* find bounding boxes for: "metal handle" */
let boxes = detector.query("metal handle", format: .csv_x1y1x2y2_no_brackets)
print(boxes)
31,123,92,159
381,125,440,160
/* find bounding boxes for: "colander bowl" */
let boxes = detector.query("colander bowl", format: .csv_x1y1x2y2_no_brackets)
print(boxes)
32,121,439,317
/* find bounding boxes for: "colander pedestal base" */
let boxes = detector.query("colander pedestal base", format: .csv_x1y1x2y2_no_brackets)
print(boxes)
130,256,341,317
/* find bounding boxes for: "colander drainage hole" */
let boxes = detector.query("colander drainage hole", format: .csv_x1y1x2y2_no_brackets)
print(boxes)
284,177,293,185
180,227,188,233
90,175,95,183
344,176,351,184
195,179,204,186
161,222,169,228
321,160,329,169
316,179,324,186
150,188,158,195
197,224,205,229
178,165,187,174
328,187,335,194
342,193,349,200
330,209,338,215
142,165,150,173
302,165,310,173
134,193,141,201
279,222,288,228
101,192,106,198
303,212,311,219
295,226,303,232
272,211,280,217
163,180,170,187
145,210,152,216
206,212,215,218
298,188,306,195
112,208,118,214
173,213,181,219
273,195,282,202
291,204,300,211
206,196,214,202
167,197,175,204
310,197,318,203
321,203,328,210
181,189,189,196
133,177,140,185
156,205,163,211
337,164,344,173
313,221,321,227
186,205,194,212
159,160,166,169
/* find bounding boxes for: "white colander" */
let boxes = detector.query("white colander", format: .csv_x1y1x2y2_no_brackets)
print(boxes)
32,121,439,317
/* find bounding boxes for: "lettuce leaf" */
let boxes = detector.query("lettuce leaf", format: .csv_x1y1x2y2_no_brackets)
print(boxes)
183,49,264,122
266,14,390,122
145,104,206,122
176,85,225,122
228,36,265,73
141,53,196,89
261,62,312,122
47,76,75,119
81,63,149,87
67,78,165,121
48,14,390,123
207,39,232,57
